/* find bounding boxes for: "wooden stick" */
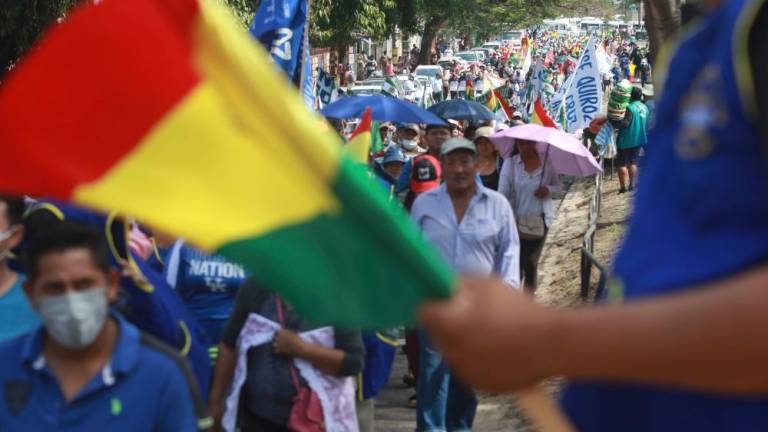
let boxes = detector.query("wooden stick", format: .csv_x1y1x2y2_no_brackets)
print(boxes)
515,386,576,432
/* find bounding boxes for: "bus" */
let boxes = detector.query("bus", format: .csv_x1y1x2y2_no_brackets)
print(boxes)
579,19,603,33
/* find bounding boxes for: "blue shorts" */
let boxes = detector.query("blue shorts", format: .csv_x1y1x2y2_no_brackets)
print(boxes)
616,147,641,167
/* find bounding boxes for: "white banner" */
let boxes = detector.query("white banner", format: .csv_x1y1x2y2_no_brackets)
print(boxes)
596,42,613,75
552,36,603,133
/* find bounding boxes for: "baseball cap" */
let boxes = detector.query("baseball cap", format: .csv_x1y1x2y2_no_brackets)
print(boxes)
440,137,477,156
473,126,494,141
410,155,442,193
397,123,420,134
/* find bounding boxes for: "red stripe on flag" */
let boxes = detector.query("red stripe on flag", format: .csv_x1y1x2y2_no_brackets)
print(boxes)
349,108,373,141
0,0,201,199
494,90,514,119
534,99,557,128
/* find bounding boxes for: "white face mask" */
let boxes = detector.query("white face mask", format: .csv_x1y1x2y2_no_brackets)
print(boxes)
37,287,108,349
399,138,419,151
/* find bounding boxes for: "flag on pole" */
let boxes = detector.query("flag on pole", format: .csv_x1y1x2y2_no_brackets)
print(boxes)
465,79,474,100
345,108,383,163
249,0,309,86
495,89,515,119
531,99,557,128
485,89,509,122
382,77,400,98
0,0,453,328
315,67,338,108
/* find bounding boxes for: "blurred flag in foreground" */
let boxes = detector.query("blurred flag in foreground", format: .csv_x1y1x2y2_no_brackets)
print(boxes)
0,0,453,328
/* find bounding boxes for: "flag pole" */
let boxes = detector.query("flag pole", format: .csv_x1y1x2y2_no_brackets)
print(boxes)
295,0,312,89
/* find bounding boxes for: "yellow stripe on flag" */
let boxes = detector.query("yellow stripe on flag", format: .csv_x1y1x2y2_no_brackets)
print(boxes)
75,83,340,251
346,132,371,164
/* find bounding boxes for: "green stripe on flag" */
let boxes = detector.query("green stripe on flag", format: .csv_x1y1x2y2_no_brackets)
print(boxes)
218,157,454,328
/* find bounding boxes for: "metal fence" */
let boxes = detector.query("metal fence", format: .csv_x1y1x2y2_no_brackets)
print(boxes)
579,157,608,300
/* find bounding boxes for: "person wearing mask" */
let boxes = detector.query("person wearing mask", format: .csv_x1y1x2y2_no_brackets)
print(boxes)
615,86,649,193
473,126,504,191
410,137,519,432
0,222,200,431
207,280,363,431
0,195,38,341
498,139,562,293
419,0,768,430
393,123,423,154
396,123,453,194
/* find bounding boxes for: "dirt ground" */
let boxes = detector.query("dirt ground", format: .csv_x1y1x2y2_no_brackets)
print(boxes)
373,167,634,431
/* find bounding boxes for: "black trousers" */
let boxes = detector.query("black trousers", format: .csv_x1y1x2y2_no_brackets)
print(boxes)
520,233,547,292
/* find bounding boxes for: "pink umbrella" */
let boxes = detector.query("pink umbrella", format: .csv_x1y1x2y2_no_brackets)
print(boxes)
489,124,602,177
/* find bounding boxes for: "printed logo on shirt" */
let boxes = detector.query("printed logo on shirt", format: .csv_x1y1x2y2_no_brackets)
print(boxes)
188,260,246,279
675,64,728,160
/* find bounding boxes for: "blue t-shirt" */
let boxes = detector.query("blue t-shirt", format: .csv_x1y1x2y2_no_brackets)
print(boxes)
0,314,197,431
164,241,247,345
0,273,39,342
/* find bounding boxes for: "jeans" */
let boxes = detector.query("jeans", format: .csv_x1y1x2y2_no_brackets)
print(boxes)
416,329,478,432
520,230,547,292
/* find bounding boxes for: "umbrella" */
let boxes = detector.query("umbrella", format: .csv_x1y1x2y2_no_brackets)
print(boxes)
489,123,602,177
427,99,495,122
320,95,446,125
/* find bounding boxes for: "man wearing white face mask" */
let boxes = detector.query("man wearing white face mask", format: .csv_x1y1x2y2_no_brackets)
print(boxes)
0,222,200,431
0,195,38,341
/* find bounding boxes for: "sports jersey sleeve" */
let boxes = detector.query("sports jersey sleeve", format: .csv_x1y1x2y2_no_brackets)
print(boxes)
749,0,768,151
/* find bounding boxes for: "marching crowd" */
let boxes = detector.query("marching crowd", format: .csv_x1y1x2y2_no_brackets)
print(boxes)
0,25,655,432
4,0,765,428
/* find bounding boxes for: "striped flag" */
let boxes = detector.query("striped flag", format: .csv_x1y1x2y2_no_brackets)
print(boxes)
531,99,557,128
345,108,383,164
0,0,453,328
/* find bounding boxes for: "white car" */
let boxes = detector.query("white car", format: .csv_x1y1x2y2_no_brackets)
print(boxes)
347,85,382,97
414,65,444,94
414,76,437,107
455,51,481,64
483,41,502,51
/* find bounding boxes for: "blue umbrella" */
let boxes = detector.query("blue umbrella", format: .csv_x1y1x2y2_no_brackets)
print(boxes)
320,95,446,125
427,99,495,122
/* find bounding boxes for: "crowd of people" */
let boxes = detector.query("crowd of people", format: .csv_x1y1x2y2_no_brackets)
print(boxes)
0,25,654,432
3,0,766,429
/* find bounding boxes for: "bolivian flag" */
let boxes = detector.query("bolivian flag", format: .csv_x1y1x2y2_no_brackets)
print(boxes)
0,0,452,328
345,109,383,164
531,99,557,128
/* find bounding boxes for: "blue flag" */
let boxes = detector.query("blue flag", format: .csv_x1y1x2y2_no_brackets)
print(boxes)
249,0,309,85
302,44,315,109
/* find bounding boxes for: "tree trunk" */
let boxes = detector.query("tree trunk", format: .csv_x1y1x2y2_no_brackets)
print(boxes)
419,17,444,66
644,0,682,62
